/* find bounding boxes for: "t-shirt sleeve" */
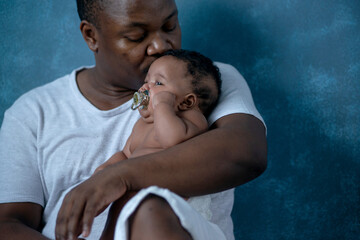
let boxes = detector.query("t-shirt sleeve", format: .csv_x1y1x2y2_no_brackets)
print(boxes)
208,62,266,130
0,109,44,206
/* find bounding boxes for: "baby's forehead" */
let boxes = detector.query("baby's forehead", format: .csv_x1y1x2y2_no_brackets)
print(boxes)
159,55,184,66
159,56,215,88
156,56,189,76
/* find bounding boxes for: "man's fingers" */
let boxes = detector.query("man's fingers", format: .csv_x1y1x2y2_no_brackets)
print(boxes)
56,194,74,239
80,200,99,237
55,167,128,240
56,191,86,240
66,201,85,239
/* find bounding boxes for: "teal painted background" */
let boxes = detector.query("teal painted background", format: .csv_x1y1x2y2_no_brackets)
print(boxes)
1,1,359,239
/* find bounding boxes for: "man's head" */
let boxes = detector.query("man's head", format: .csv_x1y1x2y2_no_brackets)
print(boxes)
76,0,104,29
143,49,221,118
77,0,182,90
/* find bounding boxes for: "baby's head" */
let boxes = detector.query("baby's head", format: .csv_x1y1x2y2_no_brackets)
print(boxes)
139,49,221,119
161,49,222,117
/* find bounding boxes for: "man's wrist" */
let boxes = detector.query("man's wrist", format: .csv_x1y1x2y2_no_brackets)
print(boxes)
110,159,139,192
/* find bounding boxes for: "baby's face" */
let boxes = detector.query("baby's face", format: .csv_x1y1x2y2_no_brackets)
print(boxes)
140,55,193,109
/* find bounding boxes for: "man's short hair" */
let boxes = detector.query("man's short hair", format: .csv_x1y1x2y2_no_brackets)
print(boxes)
76,0,106,28
162,49,222,118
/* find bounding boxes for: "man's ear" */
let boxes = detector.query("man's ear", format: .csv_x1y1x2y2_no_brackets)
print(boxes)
80,20,98,52
179,93,197,111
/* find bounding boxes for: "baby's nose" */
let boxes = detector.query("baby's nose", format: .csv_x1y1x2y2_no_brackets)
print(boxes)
148,82,155,88
141,83,150,90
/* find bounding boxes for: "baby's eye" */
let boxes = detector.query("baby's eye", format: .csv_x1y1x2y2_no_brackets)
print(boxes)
155,81,162,85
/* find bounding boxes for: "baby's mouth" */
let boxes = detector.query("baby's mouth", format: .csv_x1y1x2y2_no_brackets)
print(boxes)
131,90,150,110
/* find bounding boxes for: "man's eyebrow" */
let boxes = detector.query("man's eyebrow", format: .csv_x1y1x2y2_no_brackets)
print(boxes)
127,22,147,28
164,9,178,22
126,9,178,28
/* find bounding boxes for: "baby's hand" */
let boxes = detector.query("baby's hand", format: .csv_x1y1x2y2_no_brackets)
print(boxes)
152,91,176,108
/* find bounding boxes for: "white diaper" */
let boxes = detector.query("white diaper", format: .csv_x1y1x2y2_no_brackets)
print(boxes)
114,186,226,240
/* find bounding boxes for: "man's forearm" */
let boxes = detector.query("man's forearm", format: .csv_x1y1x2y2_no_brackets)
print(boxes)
118,113,267,197
53,115,266,239
0,222,51,240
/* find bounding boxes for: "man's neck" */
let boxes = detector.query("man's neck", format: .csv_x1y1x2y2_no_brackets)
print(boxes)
76,68,135,110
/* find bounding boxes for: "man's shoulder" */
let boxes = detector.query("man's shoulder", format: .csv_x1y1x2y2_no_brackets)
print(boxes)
214,62,239,73
5,68,79,118
13,73,70,103
213,62,249,94
214,62,246,83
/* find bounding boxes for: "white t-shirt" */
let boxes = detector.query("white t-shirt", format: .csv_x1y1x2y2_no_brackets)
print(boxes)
0,63,264,240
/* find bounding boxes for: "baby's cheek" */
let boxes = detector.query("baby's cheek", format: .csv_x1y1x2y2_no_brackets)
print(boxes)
139,107,151,118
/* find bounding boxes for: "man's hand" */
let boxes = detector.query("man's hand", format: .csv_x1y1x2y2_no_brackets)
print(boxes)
55,165,128,240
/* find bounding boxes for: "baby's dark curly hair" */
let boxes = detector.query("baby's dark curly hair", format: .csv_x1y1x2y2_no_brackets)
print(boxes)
162,49,222,118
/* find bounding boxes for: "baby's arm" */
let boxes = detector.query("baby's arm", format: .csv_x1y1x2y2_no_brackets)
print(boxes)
94,133,133,174
152,92,208,148
94,151,127,174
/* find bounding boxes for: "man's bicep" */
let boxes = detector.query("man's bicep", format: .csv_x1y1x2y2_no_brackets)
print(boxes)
211,113,267,171
211,112,265,132
0,112,45,207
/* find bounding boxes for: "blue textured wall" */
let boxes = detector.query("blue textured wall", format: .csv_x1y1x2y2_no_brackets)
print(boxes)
1,1,359,239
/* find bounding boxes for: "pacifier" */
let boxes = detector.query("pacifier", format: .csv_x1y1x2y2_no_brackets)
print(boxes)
131,90,150,110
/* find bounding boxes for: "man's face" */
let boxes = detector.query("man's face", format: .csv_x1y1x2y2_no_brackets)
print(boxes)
95,0,181,90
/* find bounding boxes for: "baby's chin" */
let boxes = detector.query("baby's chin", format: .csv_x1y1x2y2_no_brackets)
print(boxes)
139,108,154,123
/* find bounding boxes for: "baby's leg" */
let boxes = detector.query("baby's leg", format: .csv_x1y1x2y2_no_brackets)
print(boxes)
128,195,193,240
100,191,138,240
94,151,127,174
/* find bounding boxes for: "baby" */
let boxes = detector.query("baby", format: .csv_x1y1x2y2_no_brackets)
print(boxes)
96,49,222,239
95,49,221,172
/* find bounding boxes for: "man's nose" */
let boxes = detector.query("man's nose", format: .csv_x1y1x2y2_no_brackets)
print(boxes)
147,32,172,56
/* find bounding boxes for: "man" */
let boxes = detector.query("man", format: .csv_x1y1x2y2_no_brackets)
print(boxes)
0,0,267,239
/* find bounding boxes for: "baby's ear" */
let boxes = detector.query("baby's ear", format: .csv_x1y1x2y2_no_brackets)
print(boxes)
179,93,197,111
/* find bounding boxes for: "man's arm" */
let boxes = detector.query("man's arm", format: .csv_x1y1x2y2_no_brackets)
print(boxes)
55,113,267,239
128,113,267,195
0,111,51,239
0,203,50,240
